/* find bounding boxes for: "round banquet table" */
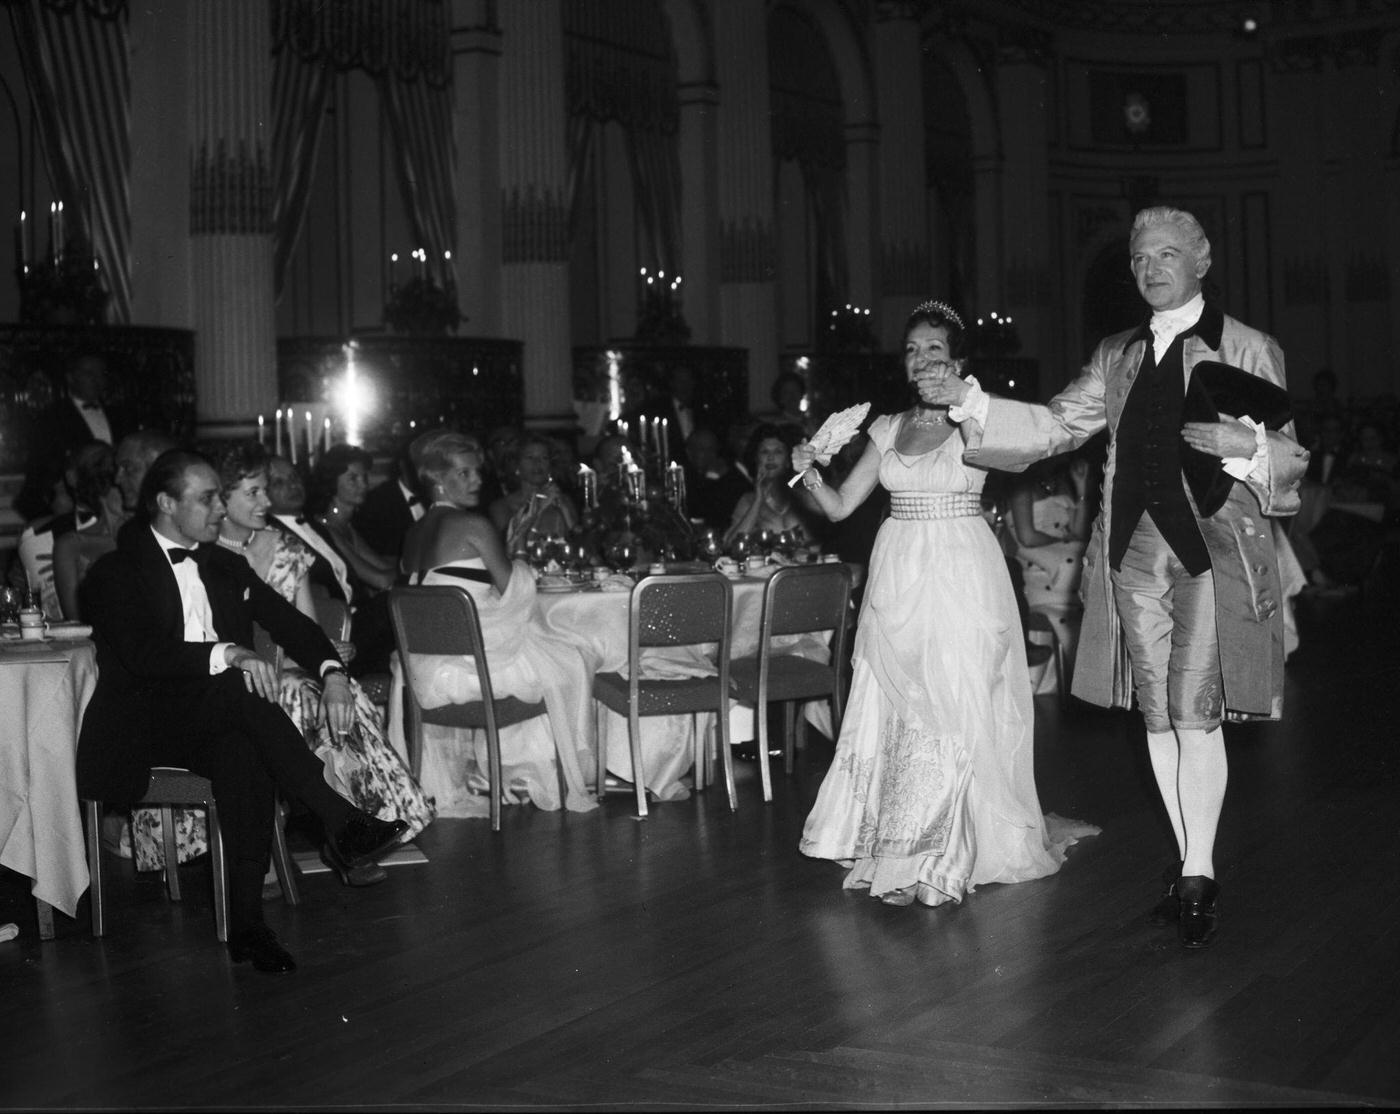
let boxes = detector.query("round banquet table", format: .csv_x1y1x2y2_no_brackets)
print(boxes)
0,637,98,935
536,572,831,801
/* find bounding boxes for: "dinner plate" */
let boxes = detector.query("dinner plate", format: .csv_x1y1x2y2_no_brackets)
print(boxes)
537,582,584,594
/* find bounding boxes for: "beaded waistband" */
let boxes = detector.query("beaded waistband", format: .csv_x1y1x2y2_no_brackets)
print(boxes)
888,492,984,520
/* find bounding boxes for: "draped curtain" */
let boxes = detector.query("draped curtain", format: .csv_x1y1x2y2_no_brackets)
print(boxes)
564,0,683,275
271,0,455,299
270,45,333,296
9,0,132,323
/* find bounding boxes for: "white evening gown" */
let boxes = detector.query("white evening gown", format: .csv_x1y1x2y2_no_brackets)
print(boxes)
799,414,1097,906
397,559,597,814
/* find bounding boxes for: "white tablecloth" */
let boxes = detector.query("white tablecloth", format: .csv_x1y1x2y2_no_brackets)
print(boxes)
0,639,97,918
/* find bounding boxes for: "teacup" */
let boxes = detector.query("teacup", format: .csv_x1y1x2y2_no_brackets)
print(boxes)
745,555,767,573
18,608,48,641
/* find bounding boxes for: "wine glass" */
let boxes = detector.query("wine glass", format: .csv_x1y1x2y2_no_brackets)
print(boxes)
695,529,721,563
730,532,751,562
755,529,775,556
607,539,636,572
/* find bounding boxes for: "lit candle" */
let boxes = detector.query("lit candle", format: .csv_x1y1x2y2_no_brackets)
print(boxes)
48,202,56,266
577,463,597,510
659,417,669,463
257,414,266,448
17,209,26,268
323,416,332,453
286,411,297,466
639,416,649,454
274,408,284,456
619,419,629,444
416,248,426,281
304,410,314,464
55,200,63,261
390,252,399,289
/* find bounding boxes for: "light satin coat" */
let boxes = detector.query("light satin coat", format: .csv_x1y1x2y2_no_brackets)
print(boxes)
963,305,1309,721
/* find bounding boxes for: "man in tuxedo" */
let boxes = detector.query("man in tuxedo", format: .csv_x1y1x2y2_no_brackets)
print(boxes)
17,353,134,521
78,450,407,974
352,430,433,561
924,206,1308,949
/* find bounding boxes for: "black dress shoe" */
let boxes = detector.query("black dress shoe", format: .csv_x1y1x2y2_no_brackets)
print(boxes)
228,924,297,974
320,845,389,886
1177,875,1220,949
1147,860,1185,926
332,813,409,870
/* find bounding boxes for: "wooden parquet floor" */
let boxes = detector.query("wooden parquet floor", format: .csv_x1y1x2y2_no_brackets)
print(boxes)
3,592,1398,1110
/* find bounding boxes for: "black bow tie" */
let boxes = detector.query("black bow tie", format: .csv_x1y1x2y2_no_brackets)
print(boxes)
405,495,421,507
168,547,201,564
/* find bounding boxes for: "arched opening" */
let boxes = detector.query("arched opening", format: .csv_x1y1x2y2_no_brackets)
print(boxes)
1081,241,1142,359
768,4,846,353
922,51,974,311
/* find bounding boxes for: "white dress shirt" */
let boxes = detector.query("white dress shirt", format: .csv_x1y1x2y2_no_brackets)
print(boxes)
153,527,231,674
1149,292,1205,363
399,479,426,522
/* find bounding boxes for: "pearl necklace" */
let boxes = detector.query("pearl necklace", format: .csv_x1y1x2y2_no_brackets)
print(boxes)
216,528,258,553
911,407,950,429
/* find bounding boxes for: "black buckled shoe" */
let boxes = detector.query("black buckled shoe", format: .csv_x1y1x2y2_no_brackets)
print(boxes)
1176,875,1220,949
228,924,297,974
331,813,409,870
1147,860,1185,926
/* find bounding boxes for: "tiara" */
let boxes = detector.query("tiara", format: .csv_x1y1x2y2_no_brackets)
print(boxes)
911,299,964,331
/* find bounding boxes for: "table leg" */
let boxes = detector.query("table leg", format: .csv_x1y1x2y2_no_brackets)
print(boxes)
36,898,56,941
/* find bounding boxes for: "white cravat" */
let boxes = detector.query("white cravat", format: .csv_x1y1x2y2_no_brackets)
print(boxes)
1149,293,1205,363
153,527,229,673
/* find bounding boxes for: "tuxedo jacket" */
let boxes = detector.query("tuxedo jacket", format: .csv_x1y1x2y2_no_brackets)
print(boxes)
354,478,417,561
76,519,340,802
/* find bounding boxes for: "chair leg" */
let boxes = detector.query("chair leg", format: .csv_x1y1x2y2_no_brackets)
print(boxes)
594,702,607,802
84,800,105,938
691,712,706,792
270,799,300,905
628,707,648,819
485,722,503,832
755,696,773,804
208,804,228,944
717,701,737,812
161,806,182,901
785,703,800,777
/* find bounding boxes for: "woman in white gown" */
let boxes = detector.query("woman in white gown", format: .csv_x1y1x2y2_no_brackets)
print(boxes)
397,431,597,814
793,299,1096,907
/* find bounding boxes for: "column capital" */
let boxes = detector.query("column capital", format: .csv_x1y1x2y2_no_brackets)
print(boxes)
450,24,502,57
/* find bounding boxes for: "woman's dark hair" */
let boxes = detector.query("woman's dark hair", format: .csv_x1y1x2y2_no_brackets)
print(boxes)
742,422,799,478
904,299,968,359
68,441,116,516
770,371,806,409
306,443,374,516
138,449,215,521
214,441,270,496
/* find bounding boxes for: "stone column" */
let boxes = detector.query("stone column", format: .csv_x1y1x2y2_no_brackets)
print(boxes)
188,0,277,438
128,0,192,330
873,4,927,340
713,2,778,413
844,121,879,321
497,0,573,432
451,1,503,337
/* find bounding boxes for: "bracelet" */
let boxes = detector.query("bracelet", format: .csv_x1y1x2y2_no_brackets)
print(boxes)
801,470,825,490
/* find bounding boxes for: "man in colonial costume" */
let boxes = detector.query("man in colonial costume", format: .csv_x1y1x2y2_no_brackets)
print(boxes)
924,206,1308,948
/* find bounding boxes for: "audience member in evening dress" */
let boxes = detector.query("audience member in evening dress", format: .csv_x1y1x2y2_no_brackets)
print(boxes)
794,298,1096,908
52,442,124,621
684,428,750,533
723,423,817,549
489,433,580,553
398,431,597,814
353,432,431,561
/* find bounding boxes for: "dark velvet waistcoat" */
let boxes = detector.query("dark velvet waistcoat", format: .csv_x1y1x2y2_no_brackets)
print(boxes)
1109,335,1211,575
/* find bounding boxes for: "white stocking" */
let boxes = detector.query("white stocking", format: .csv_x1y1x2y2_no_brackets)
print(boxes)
1175,726,1227,879
1145,729,1186,860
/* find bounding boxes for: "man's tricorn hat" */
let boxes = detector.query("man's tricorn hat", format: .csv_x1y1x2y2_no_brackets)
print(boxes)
1181,360,1291,517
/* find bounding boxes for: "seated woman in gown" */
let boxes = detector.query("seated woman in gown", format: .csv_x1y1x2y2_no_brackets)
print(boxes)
126,443,436,886
397,431,597,814
488,432,580,554
792,297,1097,908
723,423,818,550
1004,447,1098,693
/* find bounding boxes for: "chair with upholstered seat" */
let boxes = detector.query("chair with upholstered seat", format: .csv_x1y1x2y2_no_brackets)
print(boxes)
389,584,550,831
591,573,736,819
728,563,853,802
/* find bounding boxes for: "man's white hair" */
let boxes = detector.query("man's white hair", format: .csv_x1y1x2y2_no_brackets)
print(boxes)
1131,206,1211,271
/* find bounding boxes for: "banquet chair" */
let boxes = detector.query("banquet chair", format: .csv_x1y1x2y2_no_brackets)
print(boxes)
591,573,736,819
728,563,853,802
389,584,549,832
84,769,230,941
